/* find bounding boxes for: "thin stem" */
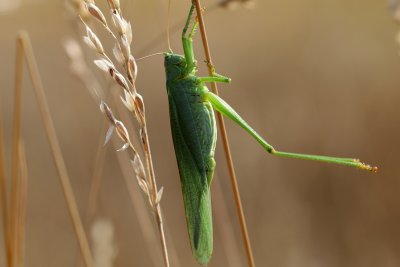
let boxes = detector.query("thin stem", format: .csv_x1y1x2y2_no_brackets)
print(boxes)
214,179,244,267
15,140,28,267
111,5,171,264
75,121,107,267
141,124,170,267
112,90,181,267
0,97,10,267
155,205,169,267
112,139,162,267
167,0,172,52
16,32,94,267
191,1,256,266
86,120,108,220
10,32,25,267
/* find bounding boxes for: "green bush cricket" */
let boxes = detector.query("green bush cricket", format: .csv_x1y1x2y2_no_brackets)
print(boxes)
164,3,377,265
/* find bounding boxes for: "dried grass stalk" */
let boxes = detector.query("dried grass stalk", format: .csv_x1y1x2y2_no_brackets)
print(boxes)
0,89,11,267
192,1,256,266
110,88,181,267
13,32,94,267
86,121,108,220
10,26,25,267
14,140,28,267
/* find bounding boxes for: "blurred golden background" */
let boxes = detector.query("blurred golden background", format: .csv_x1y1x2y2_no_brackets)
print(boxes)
0,0,399,266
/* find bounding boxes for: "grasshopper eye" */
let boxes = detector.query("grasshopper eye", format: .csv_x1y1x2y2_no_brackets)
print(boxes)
174,60,185,67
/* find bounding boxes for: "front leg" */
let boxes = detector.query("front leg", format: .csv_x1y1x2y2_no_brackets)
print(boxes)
198,73,231,84
182,4,198,74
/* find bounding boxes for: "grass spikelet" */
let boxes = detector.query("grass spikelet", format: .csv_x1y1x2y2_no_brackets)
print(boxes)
76,2,171,266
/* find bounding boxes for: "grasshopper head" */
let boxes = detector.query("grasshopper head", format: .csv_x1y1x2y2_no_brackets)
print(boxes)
164,53,187,80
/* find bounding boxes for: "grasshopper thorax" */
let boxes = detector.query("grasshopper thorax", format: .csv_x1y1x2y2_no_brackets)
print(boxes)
164,52,188,81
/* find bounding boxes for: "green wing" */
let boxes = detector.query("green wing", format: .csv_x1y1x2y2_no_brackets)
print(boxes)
167,86,215,265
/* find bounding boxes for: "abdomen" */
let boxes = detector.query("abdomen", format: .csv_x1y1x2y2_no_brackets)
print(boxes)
167,82,216,265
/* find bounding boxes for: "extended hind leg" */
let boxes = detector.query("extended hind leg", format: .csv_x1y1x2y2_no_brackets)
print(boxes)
205,91,377,172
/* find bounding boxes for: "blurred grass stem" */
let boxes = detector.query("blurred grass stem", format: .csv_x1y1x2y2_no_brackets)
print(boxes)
111,90,181,267
13,32,94,267
14,141,28,267
86,120,107,220
192,1,256,266
1,85,11,267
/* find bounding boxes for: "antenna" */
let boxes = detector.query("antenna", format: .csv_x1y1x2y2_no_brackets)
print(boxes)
136,52,165,61
167,0,172,52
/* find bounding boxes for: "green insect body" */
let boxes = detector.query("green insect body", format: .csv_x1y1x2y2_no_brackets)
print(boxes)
166,76,216,265
164,4,376,266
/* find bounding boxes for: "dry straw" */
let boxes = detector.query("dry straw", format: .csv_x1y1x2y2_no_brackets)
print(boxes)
0,103,11,267
6,32,95,267
13,140,28,267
